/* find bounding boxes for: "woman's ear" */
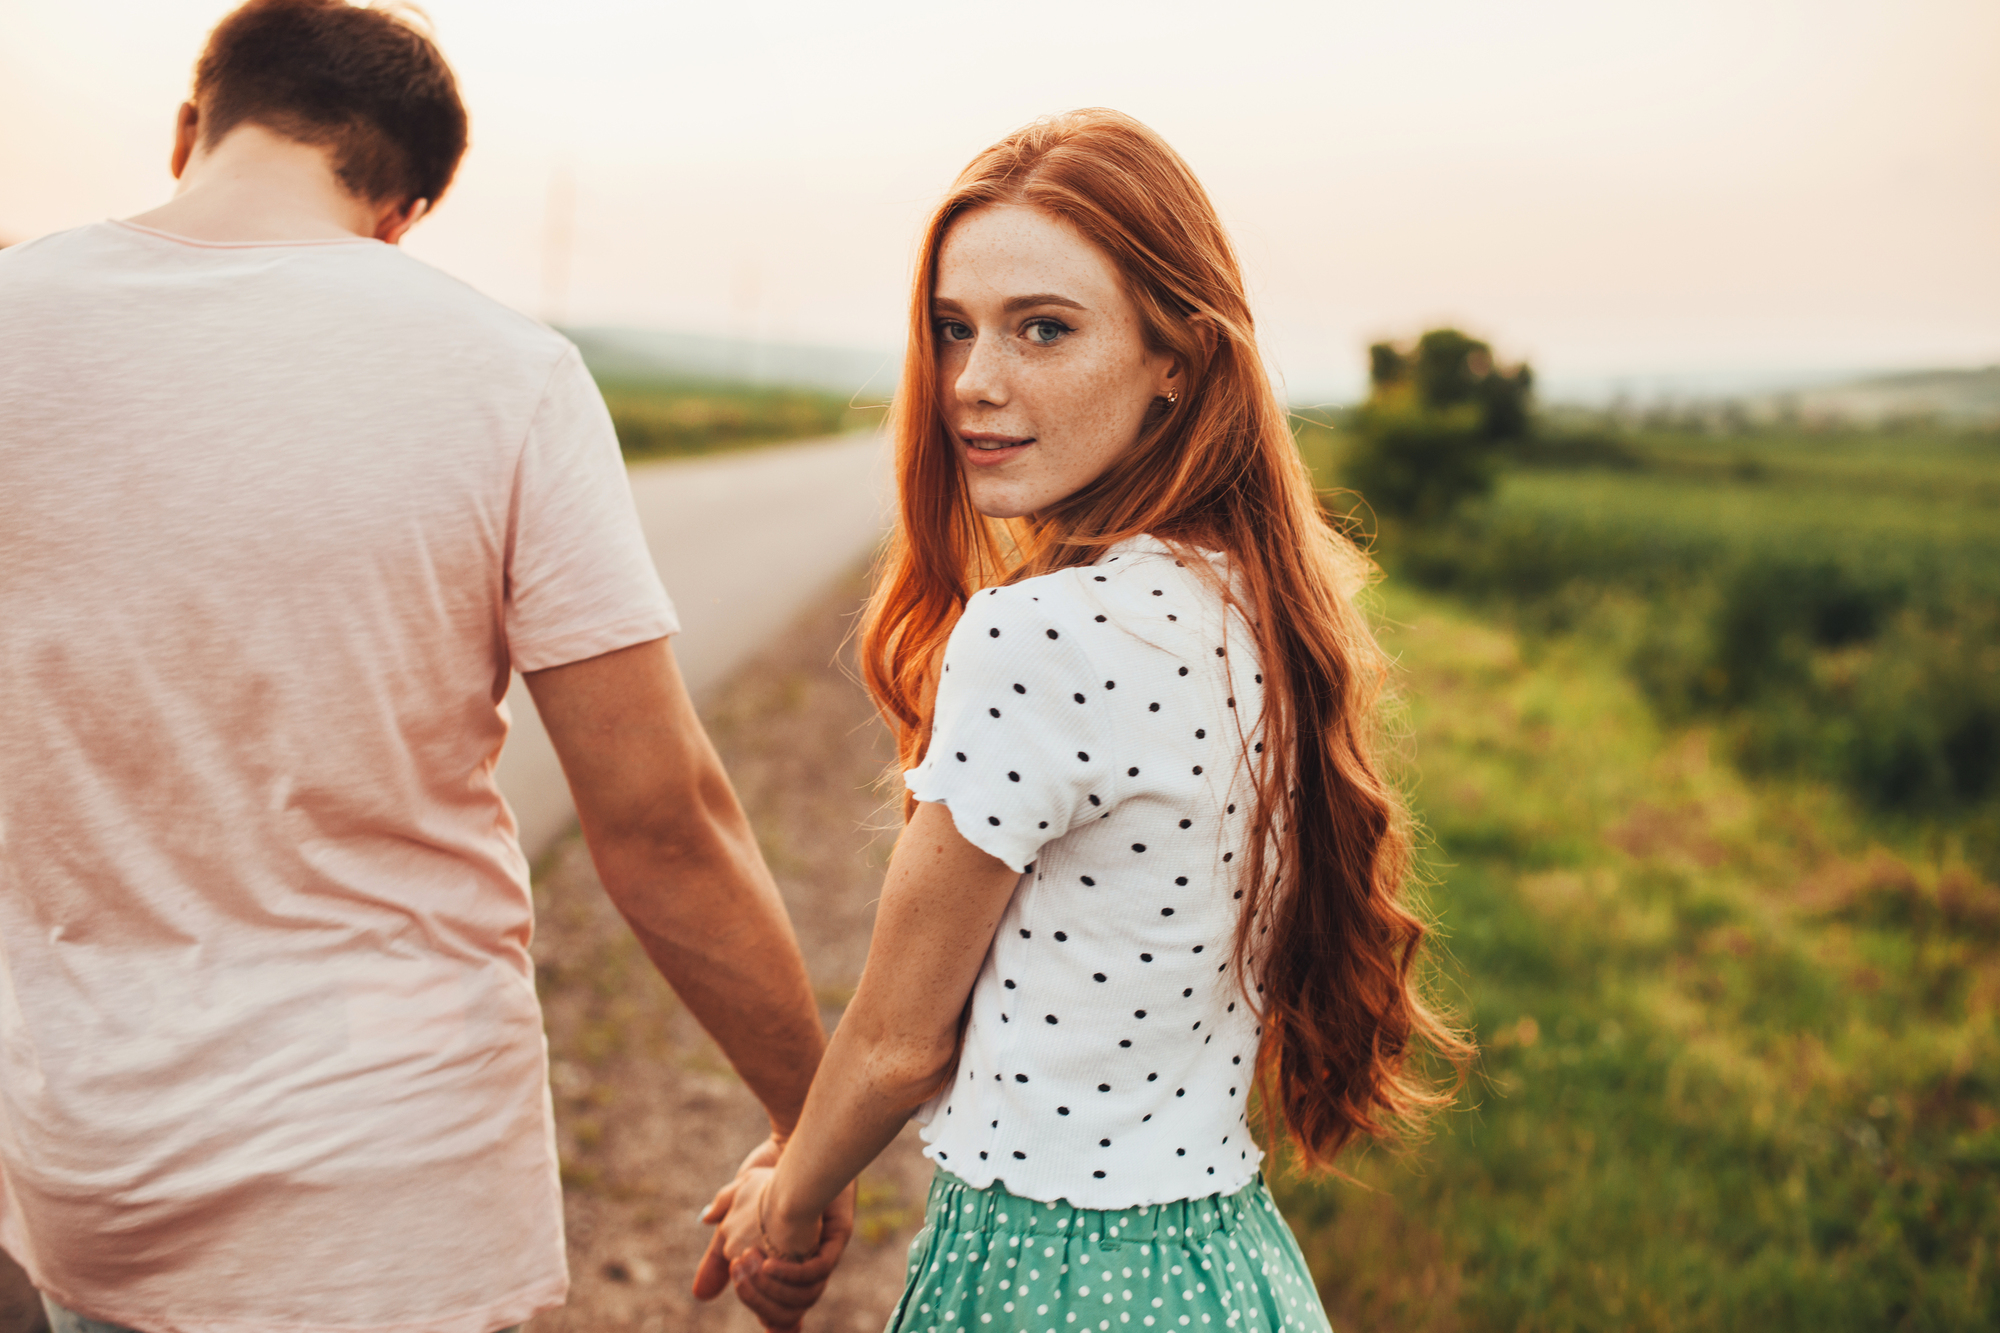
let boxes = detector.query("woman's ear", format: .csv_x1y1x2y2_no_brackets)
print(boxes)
1162,313,1220,394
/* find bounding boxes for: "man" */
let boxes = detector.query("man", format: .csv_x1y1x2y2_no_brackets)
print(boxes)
0,2,842,1329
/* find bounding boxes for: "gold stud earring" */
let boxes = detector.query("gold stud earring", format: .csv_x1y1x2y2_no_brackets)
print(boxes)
1165,388,1180,405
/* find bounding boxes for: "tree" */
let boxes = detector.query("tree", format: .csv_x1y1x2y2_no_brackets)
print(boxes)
1343,328,1533,522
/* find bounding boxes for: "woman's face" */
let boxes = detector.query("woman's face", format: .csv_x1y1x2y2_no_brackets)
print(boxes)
932,205,1176,519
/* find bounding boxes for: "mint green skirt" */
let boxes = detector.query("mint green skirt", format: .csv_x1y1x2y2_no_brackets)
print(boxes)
886,1170,1333,1333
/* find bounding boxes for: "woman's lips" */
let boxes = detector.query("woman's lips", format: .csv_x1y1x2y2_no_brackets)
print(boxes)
960,434,1033,467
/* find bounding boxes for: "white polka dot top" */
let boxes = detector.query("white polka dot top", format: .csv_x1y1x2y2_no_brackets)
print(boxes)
904,533,1268,1209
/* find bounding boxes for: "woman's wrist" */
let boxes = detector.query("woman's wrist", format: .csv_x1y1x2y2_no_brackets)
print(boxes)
763,1173,823,1252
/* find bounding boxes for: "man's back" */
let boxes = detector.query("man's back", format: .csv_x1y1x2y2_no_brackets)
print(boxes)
0,220,673,1330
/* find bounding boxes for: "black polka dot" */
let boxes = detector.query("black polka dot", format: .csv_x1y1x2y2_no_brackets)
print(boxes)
1227,804,1236,814
1215,647,1225,657
1004,979,1016,988
989,707,1001,718
1093,1170,1106,1178
1094,614,1107,622
1118,1039,1130,1047
1081,876,1095,886
1178,667,1189,676
1054,931,1068,941
1098,1083,1111,1092
1182,987,1193,997
1152,589,1163,596
1195,729,1206,739
1255,674,1263,684
1093,972,1107,982
1194,945,1205,953
1149,702,1160,712
1100,1138,1111,1147
1038,821,1048,828
989,628,1000,637
1147,1073,1158,1082
1088,794,1101,806
1223,852,1234,862
987,816,1000,826
1008,771,1021,782
1176,1088,1186,1097
956,752,967,761
1019,929,1030,938
1192,765,1203,775
1127,767,1140,777
1074,692,1086,703
1013,683,1026,694
1058,1106,1070,1115
1179,819,1191,829
1176,1148,1185,1156
1132,843,1147,853
1094,576,1107,582
1104,680,1116,690
1014,1073,1028,1083
1045,1014,1058,1024
1134,1010,1147,1019
1140,953,1153,962
1078,751,1090,762
1013,1150,1027,1158
1161,907,1175,916
1227,698,1236,708
1046,629,1059,640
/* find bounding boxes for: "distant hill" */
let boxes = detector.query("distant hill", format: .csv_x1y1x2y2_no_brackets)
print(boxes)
567,326,899,400
1784,365,2000,425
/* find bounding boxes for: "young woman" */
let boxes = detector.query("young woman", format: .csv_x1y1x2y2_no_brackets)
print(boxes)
710,108,1467,1332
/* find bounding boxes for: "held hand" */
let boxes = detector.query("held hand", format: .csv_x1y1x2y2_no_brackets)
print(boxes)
729,1181,857,1332
692,1135,784,1301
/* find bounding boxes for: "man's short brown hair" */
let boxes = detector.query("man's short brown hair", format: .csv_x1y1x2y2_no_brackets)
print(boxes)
193,0,468,207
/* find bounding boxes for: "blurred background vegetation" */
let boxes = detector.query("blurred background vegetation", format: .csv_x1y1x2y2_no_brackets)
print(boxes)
1281,329,1999,1330
594,372,878,461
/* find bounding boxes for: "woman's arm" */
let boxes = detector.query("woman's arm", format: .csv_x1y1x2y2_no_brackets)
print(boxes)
718,799,1024,1259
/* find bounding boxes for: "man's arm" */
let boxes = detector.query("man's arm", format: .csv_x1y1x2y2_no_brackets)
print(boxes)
525,636,823,1136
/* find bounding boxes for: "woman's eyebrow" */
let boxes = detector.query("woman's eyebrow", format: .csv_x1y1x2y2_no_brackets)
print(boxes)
1003,293,1087,314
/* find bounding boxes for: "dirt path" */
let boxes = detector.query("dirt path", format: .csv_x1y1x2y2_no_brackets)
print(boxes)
523,566,932,1333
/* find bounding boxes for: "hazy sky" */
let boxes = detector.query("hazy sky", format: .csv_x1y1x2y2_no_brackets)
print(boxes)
5,0,1996,398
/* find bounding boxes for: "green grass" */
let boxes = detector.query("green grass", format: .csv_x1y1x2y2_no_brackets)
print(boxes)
1266,419,2000,1328
595,372,881,461
1272,585,2000,1332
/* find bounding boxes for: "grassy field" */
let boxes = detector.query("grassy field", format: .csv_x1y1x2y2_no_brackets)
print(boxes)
1270,421,2000,1330
594,371,880,460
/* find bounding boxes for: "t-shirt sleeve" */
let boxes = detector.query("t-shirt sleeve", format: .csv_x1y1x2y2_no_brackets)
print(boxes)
504,347,679,672
904,586,1115,872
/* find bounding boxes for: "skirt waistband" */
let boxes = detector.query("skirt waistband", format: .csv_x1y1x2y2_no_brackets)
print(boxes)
922,1170,1265,1246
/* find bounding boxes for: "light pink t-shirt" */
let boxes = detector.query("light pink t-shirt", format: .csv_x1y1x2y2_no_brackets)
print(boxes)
0,221,678,1333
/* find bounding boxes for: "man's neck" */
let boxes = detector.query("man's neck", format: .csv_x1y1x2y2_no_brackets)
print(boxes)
129,124,381,245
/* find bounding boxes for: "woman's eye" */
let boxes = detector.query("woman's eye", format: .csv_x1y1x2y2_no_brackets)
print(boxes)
935,320,972,343
1024,319,1071,345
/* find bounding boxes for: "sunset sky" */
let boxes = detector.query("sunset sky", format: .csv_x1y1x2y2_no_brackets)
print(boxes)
5,0,1995,400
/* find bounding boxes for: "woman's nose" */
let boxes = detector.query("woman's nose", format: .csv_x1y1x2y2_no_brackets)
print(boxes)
953,332,1008,407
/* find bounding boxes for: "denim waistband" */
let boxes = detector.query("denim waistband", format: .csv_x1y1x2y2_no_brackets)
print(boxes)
924,1169,1264,1246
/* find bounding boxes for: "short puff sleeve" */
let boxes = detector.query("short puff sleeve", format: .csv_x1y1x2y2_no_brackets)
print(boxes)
903,586,1113,871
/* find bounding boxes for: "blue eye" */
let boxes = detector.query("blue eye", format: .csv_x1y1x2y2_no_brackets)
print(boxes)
935,320,972,343
1024,319,1070,345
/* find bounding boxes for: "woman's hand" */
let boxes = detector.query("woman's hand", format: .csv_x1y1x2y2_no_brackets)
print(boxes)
717,1167,820,1264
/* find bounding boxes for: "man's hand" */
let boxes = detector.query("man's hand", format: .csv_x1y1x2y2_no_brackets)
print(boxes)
692,1136,781,1301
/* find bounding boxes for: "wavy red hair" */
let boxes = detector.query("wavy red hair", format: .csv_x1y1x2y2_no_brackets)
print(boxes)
860,108,1469,1168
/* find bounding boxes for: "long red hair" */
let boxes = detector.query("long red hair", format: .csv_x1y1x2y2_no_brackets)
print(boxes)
860,109,1469,1168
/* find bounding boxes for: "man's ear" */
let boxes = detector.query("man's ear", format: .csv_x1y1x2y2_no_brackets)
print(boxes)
374,197,430,245
170,102,201,180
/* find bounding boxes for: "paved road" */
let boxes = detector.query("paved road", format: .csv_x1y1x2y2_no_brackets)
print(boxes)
496,433,891,859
